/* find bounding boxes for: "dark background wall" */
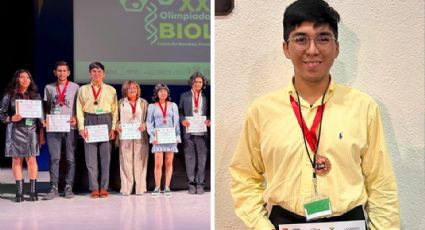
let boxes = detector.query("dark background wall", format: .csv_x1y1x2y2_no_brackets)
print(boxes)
0,0,210,192
0,1,35,167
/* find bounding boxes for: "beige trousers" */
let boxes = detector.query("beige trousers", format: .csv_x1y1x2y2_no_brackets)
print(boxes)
119,139,149,195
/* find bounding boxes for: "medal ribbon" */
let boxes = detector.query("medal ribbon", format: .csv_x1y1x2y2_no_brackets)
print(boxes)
289,95,325,153
158,102,168,121
290,78,330,192
129,100,137,115
91,84,102,102
193,90,201,111
290,87,327,180
57,80,69,105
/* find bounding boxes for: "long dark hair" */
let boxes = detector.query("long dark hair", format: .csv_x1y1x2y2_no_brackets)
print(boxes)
4,69,39,99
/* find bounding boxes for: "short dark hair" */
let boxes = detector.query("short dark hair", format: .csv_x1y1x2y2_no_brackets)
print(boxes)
54,61,69,70
188,72,208,90
152,83,171,102
89,62,105,71
283,0,340,42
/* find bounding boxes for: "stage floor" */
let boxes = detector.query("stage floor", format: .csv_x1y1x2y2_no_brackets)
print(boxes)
0,168,211,230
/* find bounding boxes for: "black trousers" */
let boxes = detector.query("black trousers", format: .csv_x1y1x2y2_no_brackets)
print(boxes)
269,205,367,230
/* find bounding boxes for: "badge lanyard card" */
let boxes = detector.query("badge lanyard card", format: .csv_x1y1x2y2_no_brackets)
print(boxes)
303,175,332,221
290,85,333,221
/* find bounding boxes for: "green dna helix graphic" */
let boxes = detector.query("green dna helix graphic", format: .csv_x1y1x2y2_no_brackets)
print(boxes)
145,2,158,45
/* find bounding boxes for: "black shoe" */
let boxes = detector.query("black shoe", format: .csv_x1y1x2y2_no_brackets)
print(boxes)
43,186,58,200
188,184,197,194
15,179,24,202
64,185,74,199
29,179,38,201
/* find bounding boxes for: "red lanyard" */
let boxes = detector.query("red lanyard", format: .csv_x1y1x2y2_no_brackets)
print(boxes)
129,100,137,114
57,80,69,105
291,78,330,180
91,85,102,102
290,90,327,178
193,90,201,109
289,95,325,153
158,102,168,120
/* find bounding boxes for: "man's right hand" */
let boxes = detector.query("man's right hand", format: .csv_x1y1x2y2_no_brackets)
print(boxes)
79,129,88,140
181,120,190,127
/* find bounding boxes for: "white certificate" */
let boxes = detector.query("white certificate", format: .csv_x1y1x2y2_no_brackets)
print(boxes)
155,127,177,144
120,123,141,140
279,220,366,230
15,100,43,118
186,116,207,133
85,124,109,143
46,115,70,132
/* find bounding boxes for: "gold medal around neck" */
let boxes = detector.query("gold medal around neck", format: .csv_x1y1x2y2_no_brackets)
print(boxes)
194,108,198,113
315,155,331,176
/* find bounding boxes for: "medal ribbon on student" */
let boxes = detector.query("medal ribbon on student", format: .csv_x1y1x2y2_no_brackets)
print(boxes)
193,90,201,113
290,94,331,176
91,84,102,105
57,80,69,106
289,95,324,153
158,102,168,124
129,100,137,118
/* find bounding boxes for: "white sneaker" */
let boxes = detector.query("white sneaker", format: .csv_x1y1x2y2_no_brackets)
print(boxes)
163,186,172,196
151,187,160,197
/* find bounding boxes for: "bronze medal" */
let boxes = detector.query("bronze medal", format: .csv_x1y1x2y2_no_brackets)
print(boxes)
315,155,331,176
94,101,98,105
163,119,167,124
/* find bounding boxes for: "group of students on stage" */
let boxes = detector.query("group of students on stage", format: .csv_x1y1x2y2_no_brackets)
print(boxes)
0,61,210,202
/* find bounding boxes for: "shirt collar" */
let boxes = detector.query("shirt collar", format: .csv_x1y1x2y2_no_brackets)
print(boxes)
285,76,336,105
90,82,103,88
191,89,202,96
124,97,140,103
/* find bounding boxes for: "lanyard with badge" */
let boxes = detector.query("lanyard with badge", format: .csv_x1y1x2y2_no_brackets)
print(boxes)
290,83,332,221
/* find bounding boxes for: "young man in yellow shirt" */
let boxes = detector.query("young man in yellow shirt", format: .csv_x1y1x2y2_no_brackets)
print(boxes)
229,0,400,229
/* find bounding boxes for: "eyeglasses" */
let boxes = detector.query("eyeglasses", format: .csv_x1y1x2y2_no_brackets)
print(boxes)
287,34,336,51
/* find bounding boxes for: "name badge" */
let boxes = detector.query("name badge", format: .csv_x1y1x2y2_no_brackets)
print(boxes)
52,106,62,115
303,197,332,221
95,107,104,114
